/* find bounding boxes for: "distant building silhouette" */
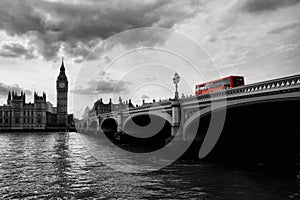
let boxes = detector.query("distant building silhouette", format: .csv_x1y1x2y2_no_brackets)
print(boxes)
82,106,91,119
92,97,134,116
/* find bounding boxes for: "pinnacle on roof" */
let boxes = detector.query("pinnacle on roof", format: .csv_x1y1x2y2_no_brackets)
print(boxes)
60,57,65,72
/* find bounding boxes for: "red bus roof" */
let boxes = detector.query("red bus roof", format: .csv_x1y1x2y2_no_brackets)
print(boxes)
196,76,244,87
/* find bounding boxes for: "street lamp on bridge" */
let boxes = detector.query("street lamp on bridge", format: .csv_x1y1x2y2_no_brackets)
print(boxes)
173,72,180,99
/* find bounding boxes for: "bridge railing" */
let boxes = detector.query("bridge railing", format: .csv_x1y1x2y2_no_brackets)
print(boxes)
180,73,300,102
126,99,172,111
225,73,300,99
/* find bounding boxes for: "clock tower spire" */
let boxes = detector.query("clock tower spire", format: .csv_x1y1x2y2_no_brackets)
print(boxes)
56,57,68,125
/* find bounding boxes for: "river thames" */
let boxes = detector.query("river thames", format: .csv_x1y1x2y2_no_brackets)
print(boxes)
0,132,300,199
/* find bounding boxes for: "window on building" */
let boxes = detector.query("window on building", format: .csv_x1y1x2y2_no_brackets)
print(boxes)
0,119,2,124
15,112,20,117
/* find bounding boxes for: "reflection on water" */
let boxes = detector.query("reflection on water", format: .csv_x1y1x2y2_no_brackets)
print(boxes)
0,132,299,199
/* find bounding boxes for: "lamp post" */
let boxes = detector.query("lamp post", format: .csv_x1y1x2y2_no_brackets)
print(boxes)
173,72,180,99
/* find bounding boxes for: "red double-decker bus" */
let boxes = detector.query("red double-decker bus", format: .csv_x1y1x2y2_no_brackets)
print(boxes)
195,76,245,96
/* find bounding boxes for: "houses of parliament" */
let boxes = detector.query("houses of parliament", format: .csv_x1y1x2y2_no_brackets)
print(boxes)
0,59,75,131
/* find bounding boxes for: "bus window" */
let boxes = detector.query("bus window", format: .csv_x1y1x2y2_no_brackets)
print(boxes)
233,77,244,86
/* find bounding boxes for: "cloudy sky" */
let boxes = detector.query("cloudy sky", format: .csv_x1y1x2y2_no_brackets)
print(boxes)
0,0,299,118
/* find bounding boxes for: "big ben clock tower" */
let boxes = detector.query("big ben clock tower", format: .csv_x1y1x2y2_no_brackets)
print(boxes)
56,58,68,126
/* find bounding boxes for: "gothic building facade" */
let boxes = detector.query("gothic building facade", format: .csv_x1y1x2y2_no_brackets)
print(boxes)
0,92,47,130
0,59,72,130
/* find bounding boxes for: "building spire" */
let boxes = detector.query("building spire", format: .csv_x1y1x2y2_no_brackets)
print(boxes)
43,92,46,102
7,91,11,105
60,57,65,72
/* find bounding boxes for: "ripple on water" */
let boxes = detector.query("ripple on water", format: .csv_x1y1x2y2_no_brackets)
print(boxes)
0,132,299,199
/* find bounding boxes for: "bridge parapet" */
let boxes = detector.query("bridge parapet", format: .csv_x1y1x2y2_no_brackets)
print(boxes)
225,73,300,95
180,73,300,103
127,99,172,111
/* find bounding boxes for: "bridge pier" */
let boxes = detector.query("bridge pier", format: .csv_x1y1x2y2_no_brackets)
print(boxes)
117,112,122,133
116,112,123,142
97,124,101,131
171,99,181,137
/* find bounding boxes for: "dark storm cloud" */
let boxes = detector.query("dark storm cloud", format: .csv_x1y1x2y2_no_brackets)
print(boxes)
72,78,133,95
237,0,300,13
0,0,203,61
0,42,37,59
0,82,32,97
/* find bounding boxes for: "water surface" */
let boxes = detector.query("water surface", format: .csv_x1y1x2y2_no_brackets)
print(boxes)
0,132,299,199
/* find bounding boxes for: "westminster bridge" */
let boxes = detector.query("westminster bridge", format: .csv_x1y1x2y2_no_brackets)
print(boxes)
76,74,300,161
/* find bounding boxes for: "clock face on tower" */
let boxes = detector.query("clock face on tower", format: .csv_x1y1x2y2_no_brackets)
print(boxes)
59,82,65,88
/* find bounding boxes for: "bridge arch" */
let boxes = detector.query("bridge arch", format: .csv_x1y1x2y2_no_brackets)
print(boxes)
183,108,213,142
183,92,300,160
123,112,172,135
83,121,88,129
100,118,118,134
122,112,172,147
182,102,229,159
89,120,99,131
78,123,82,130
183,89,300,141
